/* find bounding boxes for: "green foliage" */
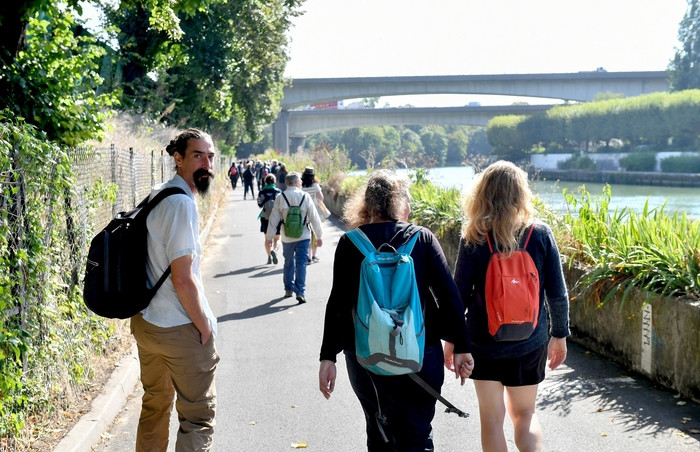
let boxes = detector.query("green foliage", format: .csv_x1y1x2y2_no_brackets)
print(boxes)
557,154,595,170
408,175,462,238
0,4,118,145
305,124,483,169
562,185,700,307
0,115,120,440
660,153,700,173
487,90,700,155
618,152,657,172
106,0,303,145
486,115,528,159
669,0,700,91
420,126,448,166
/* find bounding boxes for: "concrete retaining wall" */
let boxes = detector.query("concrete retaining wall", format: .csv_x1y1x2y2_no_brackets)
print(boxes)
533,169,700,187
323,186,700,402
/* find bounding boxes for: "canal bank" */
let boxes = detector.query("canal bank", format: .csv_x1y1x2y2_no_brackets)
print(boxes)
532,168,700,188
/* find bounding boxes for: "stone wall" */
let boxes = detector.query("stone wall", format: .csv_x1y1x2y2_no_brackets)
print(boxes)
323,186,700,402
533,169,700,187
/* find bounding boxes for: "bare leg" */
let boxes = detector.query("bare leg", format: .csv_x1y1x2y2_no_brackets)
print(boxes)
505,384,541,452
264,236,271,258
473,380,508,452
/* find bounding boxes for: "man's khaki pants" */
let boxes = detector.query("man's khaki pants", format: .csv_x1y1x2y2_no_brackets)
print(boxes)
131,314,219,452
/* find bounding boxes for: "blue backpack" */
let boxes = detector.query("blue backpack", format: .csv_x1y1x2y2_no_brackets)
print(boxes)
346,228,425,376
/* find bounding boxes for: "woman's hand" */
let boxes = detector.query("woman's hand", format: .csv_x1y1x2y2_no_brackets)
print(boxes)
548,337,567,370
453,353,474,385
442,341,455,371
319,360,337,400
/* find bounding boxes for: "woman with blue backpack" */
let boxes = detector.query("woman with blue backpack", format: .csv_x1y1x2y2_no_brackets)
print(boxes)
318,170,474,451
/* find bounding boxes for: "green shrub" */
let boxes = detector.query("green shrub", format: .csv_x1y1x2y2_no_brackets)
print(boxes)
660,154,700,173
557,154,596,170
562,184,700,306
619,152,656,172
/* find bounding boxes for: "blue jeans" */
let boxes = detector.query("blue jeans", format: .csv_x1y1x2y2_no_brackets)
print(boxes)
345,342,444,452
282,239,310,296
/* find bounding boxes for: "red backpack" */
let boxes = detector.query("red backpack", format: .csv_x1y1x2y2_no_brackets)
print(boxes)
483,224,539,341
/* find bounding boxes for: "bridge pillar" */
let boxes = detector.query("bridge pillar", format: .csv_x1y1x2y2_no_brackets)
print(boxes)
289,137,306,153
272,110,290,154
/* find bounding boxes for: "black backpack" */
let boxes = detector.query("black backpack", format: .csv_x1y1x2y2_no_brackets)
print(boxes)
82,187,186,319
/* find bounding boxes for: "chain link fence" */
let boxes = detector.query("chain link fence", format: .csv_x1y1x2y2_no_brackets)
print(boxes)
3,143,230,322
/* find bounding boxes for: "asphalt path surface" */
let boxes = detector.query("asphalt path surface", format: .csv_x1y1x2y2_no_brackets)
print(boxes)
92,187,700,451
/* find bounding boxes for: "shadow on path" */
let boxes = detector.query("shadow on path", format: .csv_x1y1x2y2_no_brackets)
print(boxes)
217,297,298,322
538,342,700,443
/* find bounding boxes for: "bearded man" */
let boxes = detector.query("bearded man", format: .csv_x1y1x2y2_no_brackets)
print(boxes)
130,128,220,451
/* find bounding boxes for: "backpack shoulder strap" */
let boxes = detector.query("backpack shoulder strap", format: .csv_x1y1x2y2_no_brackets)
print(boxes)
485,232,495,254
397,230,421,255
139,187,186,215
281,192,291,207
141,187,187,294
346,228,376,257
520,223,536,249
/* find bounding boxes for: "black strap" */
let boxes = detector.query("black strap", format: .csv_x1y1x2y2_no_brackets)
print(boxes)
408,373,470,418
143,187,187,295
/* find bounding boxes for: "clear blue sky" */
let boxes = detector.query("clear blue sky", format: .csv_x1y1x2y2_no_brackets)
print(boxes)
284,0,689,106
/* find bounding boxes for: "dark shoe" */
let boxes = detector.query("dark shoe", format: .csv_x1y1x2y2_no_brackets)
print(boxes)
312,256,320,263
284,290,293,298
306,258,312,266
296,295,306,304
271,250,278,265
267,256,272,265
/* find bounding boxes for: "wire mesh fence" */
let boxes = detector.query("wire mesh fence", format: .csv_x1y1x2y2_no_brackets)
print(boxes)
3,143,230,321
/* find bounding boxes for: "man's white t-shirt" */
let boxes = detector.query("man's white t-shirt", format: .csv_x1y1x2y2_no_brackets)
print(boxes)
143,174,217,336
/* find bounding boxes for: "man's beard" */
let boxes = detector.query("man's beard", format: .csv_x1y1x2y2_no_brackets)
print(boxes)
194,168,215,195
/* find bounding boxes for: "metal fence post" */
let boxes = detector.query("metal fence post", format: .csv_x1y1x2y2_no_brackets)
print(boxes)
110,143,117,216
130,147,136,207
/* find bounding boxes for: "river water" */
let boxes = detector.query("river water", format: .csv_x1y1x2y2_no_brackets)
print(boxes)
395,166,700,219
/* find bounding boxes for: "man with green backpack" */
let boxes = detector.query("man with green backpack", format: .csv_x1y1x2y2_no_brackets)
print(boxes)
265,171,324,304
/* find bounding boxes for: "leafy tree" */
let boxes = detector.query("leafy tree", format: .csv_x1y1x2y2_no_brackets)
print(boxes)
446,128,469,165
420,126,447,167
669,0,700,91
106,0,303,145
0,3,117,145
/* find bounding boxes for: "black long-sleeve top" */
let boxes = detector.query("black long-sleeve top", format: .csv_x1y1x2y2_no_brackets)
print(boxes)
319,222,470,362
453,221,570,360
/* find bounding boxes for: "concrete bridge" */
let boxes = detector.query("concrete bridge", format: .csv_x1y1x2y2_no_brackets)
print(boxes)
273,71,669,153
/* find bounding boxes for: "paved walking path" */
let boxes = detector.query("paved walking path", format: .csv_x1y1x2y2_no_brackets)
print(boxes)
76,187,699,451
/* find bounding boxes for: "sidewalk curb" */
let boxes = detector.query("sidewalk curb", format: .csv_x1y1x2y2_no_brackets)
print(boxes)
54,344,140,452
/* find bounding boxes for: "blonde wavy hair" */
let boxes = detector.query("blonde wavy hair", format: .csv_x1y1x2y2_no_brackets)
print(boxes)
461,160,535,253
343,170,411,230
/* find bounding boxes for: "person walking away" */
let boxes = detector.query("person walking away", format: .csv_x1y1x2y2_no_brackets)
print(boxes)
318,170,474,451
276,163,288,191
131,128,220,451
265,171,323,304
228,161,239,190
257,173,281,265
242,162,255,200
450,160,569,452
257,161,270,191
301,166,326,263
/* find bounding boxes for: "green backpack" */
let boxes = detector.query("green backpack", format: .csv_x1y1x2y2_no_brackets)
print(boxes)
281,192,307,238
